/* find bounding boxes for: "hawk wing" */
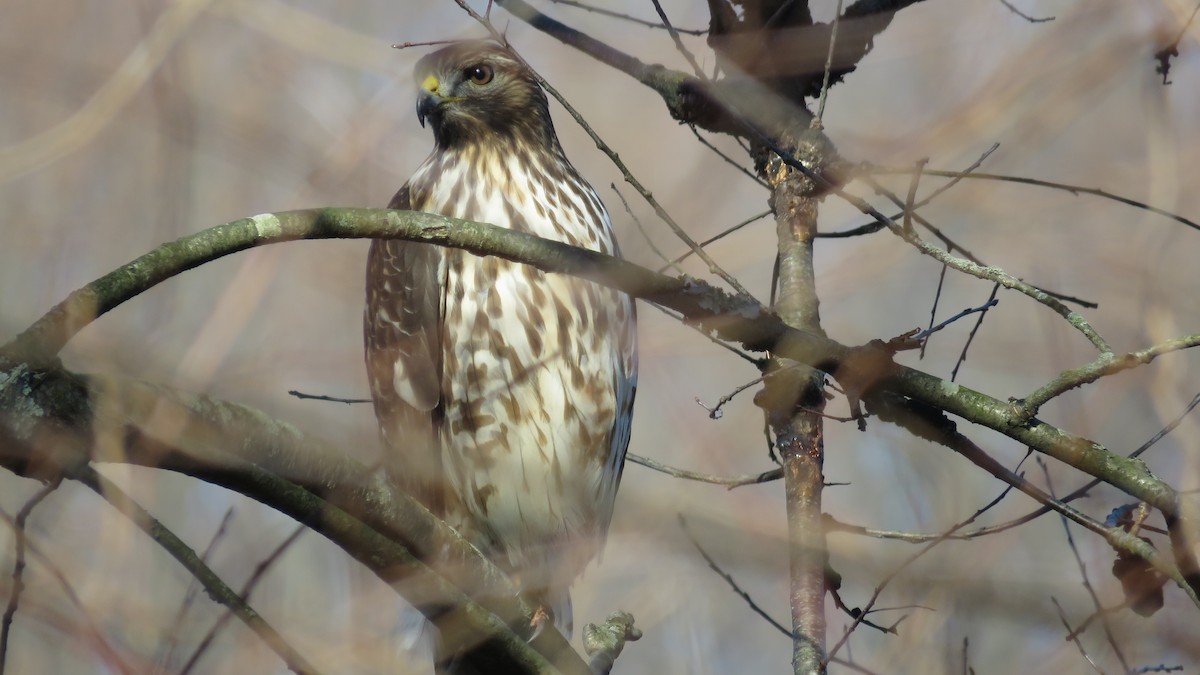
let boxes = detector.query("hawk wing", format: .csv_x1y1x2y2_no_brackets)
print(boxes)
365,184,446,512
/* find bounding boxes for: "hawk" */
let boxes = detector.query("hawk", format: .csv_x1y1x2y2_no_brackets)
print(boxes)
364,40,637,636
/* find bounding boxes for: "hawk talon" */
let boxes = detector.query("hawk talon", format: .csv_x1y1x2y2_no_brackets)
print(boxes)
528,605,551,642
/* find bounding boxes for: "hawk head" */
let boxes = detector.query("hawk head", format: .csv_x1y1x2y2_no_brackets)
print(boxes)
413,41,555,149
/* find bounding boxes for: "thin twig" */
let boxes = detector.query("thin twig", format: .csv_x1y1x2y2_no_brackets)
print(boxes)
856,172,1112,353
547,0,706,34
997,0,1055,23
1040,459,1129,673
681,517,880,674
913,298,997,342
1051,598,1105,674
180,525,308,675
647,303,761,365
864,165,1200,234
77,466,320,675
950,283,1000,382
902,157,928,236
688,126,770,188
814,0,846,125
288,390,371,404
649,0,705,78
453,1,755,298
825,476,1018,664
0,479,63,675
0,504,132,674
158,508,236,671
920,264,949,359
611,184,683,274
832,391,1200,544
627,453,781,488
680,515,792,638
663,210,772,271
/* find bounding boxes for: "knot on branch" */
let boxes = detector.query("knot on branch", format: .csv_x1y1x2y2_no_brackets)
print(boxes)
835,340,903,426
583,611,641,675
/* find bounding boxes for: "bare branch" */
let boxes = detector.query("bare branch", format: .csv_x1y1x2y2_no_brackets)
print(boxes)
74,465,320,675
1017,336,1200,419
1,207,1187,530
864,165,1200,234
548,0,707,34
0,478,63,675
1040,459,1130,673
626,452,782,488
996,0,1055,23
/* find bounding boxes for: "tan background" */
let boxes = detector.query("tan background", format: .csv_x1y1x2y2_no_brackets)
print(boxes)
2,0,1199,672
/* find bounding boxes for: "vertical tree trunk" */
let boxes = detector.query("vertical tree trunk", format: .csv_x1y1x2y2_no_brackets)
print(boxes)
760,131,828,675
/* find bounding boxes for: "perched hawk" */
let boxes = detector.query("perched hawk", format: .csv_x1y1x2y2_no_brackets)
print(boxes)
364,40,637,634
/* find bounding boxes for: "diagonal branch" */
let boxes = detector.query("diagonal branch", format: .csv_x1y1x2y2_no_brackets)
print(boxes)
0,365,588,675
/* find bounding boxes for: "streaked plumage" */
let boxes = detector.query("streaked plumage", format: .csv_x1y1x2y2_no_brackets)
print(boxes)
364,41,637,633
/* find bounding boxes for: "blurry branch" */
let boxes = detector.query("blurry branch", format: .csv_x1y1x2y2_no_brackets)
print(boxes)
0,365,587,674
864,165,1200,234
494,0,742,133
0,478,61,675
213,0,396,72
1041,459,1131,674
180,524,308,675
547,0,707,34
681,517,880,675
687,127,770,189
0,504,131,673
626,452,782,488
0,0,212,183
1052,598,1105,674
681,515,792,638
73,465,320,675
2,208,1194,569
497,0,926,133
662,209,773,270
825,468,1017,664
162,508,236,672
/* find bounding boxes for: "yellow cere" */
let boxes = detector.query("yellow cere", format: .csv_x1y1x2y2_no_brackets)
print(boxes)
421,74,440,95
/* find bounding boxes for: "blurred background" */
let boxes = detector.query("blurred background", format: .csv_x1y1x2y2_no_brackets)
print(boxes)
2,0,1199,672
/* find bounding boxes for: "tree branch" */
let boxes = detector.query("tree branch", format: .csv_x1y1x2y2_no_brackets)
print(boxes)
1,206,1194,601
0,360,588,674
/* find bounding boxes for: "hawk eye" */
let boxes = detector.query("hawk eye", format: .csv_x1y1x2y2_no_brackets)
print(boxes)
464,64,494,85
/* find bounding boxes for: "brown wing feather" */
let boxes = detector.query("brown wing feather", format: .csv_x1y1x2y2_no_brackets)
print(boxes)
365,184,446,512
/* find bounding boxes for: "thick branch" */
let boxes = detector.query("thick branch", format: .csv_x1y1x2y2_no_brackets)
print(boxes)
1,207,1193,591
0,365,587,674
760,129,829,673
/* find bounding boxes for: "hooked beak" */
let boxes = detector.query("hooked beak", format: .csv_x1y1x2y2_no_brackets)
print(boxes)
416,91,438,128
416,74,444,128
